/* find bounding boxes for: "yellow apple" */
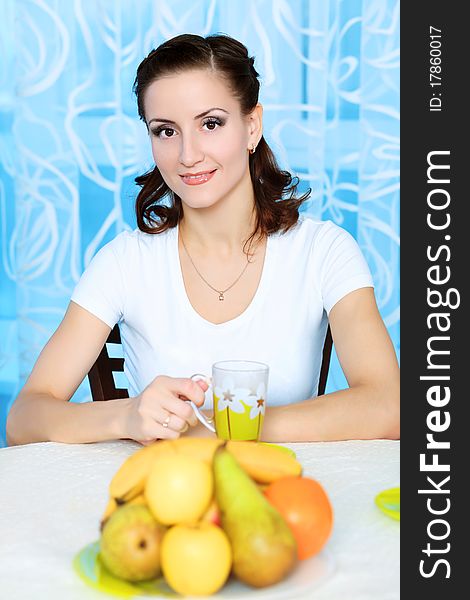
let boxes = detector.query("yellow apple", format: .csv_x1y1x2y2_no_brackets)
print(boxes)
145,454,213,525
161,522,232,596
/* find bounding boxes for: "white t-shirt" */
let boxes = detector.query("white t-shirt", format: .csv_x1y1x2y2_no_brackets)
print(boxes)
71,217,373,407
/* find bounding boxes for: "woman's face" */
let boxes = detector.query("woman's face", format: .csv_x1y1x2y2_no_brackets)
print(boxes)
143,69,261,210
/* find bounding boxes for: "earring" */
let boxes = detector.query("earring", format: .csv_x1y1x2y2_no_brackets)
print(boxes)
249,144,256,155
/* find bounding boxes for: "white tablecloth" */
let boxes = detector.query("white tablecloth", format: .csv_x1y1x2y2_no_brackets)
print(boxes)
0,440,399,600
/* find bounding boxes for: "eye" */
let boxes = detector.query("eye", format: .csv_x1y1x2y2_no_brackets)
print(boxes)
152,126,176,139
202,117,224,131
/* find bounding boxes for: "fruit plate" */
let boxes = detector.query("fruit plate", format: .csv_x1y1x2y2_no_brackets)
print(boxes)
73,541,335,599
375,487,400,521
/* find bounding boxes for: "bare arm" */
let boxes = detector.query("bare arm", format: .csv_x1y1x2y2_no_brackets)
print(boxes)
6,302,205,446
260,288,400,442
6,302,123,445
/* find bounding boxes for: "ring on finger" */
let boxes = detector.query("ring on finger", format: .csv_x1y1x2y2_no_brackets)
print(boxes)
162,414,171,428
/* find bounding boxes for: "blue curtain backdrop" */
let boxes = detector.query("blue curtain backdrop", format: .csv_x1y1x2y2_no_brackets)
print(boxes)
0,0,399,446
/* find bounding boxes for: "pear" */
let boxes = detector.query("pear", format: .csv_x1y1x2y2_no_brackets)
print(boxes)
99,504,166,582
213,444,297,588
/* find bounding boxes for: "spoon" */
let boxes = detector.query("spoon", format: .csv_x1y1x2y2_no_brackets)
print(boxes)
186,374,216,433
189,401,216,433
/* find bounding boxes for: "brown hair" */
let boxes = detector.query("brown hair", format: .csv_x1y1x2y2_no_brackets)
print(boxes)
133,33,310,245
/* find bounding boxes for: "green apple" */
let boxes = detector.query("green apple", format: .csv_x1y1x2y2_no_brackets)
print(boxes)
99,504,166,582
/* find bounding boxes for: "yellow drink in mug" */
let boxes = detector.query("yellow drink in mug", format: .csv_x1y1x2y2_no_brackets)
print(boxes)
190,361,269,441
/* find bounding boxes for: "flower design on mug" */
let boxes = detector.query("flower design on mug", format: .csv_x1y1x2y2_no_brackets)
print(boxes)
244,382,267,419
214,378,251,413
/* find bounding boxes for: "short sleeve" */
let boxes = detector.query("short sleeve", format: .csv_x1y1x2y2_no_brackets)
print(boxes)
316,222,374,314
71,237,126,328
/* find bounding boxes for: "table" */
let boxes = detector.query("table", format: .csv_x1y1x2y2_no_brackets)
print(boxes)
0,439,399,599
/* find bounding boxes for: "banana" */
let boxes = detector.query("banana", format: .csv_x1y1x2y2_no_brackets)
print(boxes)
100,493,148,530
166,437,220,462
109,440,177,503
170,438,302,483
227,441,302,484
109,438,302,504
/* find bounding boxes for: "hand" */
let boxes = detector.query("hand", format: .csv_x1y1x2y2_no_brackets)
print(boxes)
124,375,208,444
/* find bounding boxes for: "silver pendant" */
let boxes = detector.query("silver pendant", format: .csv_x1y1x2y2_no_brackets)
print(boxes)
218,293,224,301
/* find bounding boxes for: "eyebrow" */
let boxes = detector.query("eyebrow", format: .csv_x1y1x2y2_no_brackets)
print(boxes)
148,107,229,126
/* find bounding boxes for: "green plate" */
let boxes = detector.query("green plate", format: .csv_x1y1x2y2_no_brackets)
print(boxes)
375,487,400,521
74,540,335,599
73,541,178,598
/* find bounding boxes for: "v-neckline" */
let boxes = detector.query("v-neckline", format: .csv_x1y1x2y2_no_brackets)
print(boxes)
172,224,277,330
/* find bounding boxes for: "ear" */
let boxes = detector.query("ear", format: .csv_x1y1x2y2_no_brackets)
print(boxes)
247,103,263,148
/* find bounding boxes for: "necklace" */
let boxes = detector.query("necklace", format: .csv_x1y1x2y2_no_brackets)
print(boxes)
180,232,250,301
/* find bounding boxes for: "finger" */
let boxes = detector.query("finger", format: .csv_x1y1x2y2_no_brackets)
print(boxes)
146,396,197,429
145,405,189,433
146,422,180,441
169,378,207,407
139,392,195,428
162,413,187,433
161,396,198,427
195,378,209,393
137,439,156,446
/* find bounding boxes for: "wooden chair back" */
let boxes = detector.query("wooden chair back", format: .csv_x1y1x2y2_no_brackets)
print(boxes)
87,325,129,402
88,324,333,401
318,324,333,396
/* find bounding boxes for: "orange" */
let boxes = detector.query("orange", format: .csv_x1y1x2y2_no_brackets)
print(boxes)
264,476,333,560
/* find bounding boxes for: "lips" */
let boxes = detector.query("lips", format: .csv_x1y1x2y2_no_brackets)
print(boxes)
180,169,216,186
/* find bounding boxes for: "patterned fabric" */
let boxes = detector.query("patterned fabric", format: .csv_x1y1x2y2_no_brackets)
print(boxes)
0,0,399,445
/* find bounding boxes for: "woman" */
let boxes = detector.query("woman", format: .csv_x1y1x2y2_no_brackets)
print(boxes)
6,34,399,446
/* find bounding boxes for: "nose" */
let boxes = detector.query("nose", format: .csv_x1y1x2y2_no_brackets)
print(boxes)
179,131,204,167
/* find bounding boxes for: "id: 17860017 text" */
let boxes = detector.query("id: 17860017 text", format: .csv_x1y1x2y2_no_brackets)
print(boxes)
429,26,443,112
